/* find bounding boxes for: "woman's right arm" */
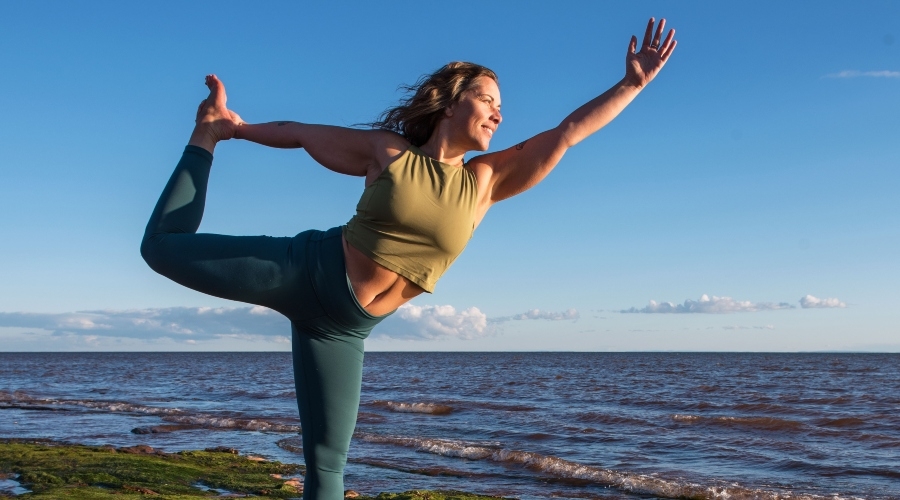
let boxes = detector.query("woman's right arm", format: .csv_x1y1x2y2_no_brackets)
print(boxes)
236,122,407,178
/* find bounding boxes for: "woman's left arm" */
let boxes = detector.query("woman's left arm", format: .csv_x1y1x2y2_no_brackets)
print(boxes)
475,18,676,203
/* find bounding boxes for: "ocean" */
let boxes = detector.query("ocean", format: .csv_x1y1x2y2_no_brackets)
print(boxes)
1,352,898,499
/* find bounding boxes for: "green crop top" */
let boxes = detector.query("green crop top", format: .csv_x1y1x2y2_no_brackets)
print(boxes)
342,145,478,292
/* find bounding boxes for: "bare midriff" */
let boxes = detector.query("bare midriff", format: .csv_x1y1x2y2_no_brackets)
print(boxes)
342,236,425,317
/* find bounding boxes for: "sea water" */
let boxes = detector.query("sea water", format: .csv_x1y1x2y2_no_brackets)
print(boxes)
1,352,898,499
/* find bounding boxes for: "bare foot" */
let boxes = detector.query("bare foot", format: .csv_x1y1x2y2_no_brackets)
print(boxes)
188,74,243,154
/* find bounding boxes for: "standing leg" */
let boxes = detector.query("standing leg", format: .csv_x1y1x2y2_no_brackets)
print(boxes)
290,228,390,500
292,330,365,500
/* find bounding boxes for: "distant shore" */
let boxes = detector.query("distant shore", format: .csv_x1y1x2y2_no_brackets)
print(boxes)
0,439,509,500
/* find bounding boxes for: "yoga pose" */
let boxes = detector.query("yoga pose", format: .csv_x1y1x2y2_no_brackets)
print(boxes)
141,18,675,500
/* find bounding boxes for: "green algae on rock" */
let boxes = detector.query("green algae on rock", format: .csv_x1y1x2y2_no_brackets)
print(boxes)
0,440,512,500
0,440,303,498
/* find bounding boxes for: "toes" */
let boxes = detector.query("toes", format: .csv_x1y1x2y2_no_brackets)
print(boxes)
205,74,227,106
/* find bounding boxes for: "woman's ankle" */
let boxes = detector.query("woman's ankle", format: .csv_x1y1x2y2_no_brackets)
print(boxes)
188,127,217,155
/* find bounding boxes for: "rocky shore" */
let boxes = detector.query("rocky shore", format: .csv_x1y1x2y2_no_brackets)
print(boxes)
0,439,510,500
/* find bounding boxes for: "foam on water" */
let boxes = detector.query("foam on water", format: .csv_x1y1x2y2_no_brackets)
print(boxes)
672,414,806,431
1,391,300,433
371,400,453,415
160,414,299,433
355,432,863,500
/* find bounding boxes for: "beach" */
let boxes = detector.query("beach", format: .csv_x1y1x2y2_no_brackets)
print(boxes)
1,352,898,499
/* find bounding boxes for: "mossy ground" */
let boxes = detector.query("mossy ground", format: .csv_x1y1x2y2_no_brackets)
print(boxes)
0,440,303,499
0,441,510,500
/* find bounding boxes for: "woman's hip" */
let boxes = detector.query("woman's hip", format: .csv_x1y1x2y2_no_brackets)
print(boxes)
291,227,391,340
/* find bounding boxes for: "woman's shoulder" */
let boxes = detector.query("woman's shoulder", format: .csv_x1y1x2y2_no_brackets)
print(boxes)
368,128,407,148
368,130,411,173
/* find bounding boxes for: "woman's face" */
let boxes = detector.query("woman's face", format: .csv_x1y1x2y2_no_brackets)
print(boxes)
447,76,502,152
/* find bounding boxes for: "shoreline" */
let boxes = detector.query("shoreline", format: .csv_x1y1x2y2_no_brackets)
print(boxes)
0,439,511,500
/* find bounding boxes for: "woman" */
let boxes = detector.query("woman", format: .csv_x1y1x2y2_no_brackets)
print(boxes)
141,18,675,500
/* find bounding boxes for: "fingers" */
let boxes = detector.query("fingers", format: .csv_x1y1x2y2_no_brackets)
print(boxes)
660,29,676,59
651,18,666,48
641,17,655,50
628,35,637,55
661,38,677,61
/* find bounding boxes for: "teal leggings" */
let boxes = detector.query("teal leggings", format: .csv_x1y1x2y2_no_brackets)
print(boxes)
141,146,389,500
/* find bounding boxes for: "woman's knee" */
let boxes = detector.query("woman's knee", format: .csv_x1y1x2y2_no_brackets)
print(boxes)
140,233,169,275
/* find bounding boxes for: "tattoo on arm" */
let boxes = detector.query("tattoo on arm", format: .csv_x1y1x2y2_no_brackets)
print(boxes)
515,140,528,150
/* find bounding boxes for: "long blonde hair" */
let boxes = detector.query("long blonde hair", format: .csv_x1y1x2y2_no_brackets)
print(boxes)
370,62,498,146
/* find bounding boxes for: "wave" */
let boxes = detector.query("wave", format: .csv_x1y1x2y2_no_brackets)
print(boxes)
2,390,300,434
368,399,535,415
459,401,537,412
159,414,299,433
0,403,74,412
276,436,303,454
352,457,501,480
1,392,182,416
223,389,294,400
813,417,867,429
575,411,650,427
732,402,810,415
356,411,388,424
131,424,200,434
356,432,856,500
778,395,856,406
370,400,453,415
0,391,40,403
672,414,805,432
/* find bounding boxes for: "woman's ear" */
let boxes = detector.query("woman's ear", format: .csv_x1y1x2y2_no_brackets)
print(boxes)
444,101,456,117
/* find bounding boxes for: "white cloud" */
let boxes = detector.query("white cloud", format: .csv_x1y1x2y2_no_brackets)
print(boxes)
825,70,900,78
0,307,289,342
621,294,794,314
372,305,581,341
0,304,581,344
799,295,847,309
510,308,579,321
373,304,489,340
486,308,580,323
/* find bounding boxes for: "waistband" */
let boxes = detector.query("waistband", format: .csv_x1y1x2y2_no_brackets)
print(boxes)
304,227,392,339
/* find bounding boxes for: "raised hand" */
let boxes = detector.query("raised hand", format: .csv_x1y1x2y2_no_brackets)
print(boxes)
189,74,244,153
625,18,676,88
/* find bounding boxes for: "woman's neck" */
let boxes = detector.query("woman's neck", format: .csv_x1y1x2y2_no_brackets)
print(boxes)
419,125,467,167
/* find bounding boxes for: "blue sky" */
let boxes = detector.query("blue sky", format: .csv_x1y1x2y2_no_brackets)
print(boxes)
1,1,898,352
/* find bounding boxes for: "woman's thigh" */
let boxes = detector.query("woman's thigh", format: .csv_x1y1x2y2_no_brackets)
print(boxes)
142,230,326,322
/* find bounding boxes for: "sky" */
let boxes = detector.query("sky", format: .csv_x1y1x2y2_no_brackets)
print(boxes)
1,1,898,352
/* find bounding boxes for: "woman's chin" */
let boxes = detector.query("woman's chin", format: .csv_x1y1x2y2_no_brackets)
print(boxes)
463,136,491,153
